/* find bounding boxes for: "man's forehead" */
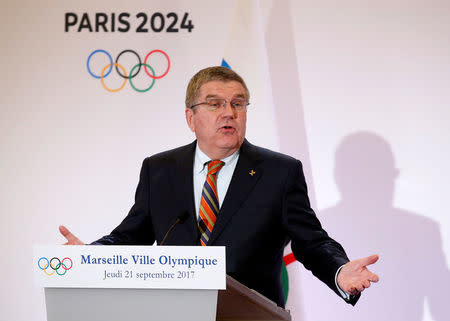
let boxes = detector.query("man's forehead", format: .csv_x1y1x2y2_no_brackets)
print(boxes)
198,80,246,97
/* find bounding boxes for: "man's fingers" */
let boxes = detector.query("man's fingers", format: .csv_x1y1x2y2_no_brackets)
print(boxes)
59,225,84,245
347,280,371,296
59,225,74,240
349,287,359,296
360,254,379,267
368,272,379,282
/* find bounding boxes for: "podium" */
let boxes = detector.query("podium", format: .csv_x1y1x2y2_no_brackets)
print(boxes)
35,246,291,321
217,275,292,321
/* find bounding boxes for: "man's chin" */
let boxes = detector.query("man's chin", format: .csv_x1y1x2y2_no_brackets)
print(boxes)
217,140,242,153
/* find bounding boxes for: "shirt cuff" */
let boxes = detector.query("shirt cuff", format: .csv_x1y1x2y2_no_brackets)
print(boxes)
335,265,350,300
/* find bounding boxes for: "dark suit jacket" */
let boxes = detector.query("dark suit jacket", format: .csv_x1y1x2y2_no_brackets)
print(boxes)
94,140,358,307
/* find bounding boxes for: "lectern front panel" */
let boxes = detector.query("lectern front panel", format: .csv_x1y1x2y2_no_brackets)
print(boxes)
45,288,218,321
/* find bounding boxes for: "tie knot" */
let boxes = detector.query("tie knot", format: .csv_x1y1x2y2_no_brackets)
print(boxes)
207,160,225,175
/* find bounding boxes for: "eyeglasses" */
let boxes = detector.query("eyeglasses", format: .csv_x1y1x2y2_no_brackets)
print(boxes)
190,97,250,112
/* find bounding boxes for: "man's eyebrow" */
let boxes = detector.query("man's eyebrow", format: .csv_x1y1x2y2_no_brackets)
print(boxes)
204,93,246,99
205,94,220,99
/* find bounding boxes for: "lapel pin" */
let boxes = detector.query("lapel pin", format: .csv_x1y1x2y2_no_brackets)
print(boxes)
249,170,256,176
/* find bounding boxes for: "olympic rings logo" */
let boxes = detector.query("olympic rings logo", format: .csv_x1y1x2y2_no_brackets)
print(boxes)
38,257,73,276
86,49,170,93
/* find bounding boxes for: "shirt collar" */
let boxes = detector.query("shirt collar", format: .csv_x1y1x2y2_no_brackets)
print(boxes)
194,143,240,174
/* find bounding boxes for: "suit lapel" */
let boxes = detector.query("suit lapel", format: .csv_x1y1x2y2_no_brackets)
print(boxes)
171,141,199,243
208,140,263,245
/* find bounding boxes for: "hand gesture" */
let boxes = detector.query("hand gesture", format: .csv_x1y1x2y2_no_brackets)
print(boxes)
59,225,84,245
337,254,379,296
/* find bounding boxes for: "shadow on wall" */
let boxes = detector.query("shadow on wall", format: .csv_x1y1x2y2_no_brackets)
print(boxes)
314,131,449,321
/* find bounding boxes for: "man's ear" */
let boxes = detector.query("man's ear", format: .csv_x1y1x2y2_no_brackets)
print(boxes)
185,108,195,132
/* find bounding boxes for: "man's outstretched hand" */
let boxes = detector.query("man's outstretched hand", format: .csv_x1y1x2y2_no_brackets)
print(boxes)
337,254,379,296
59,225,84,245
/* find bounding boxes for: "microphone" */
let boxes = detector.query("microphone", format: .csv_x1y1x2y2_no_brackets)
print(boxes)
160,212,190,245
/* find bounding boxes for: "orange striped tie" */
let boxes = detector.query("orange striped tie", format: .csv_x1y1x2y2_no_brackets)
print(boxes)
198,160,225,246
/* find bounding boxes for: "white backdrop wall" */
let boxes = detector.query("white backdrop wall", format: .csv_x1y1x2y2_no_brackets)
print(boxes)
1,1,449,321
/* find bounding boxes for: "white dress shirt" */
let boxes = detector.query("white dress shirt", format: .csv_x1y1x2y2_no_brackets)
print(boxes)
193,144,239,219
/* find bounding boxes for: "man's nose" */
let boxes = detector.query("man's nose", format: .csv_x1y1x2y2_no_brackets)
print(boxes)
221,101,237,117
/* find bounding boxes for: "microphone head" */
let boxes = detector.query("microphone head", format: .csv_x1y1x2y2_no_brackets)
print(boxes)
178,212,189,224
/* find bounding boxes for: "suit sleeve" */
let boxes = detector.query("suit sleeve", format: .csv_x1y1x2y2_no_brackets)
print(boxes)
282,159,359,305
92,158,155,245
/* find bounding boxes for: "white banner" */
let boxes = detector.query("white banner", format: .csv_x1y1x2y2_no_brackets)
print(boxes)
34,245,226,289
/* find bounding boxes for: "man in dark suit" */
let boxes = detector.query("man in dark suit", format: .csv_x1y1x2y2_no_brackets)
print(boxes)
60,66,379,308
